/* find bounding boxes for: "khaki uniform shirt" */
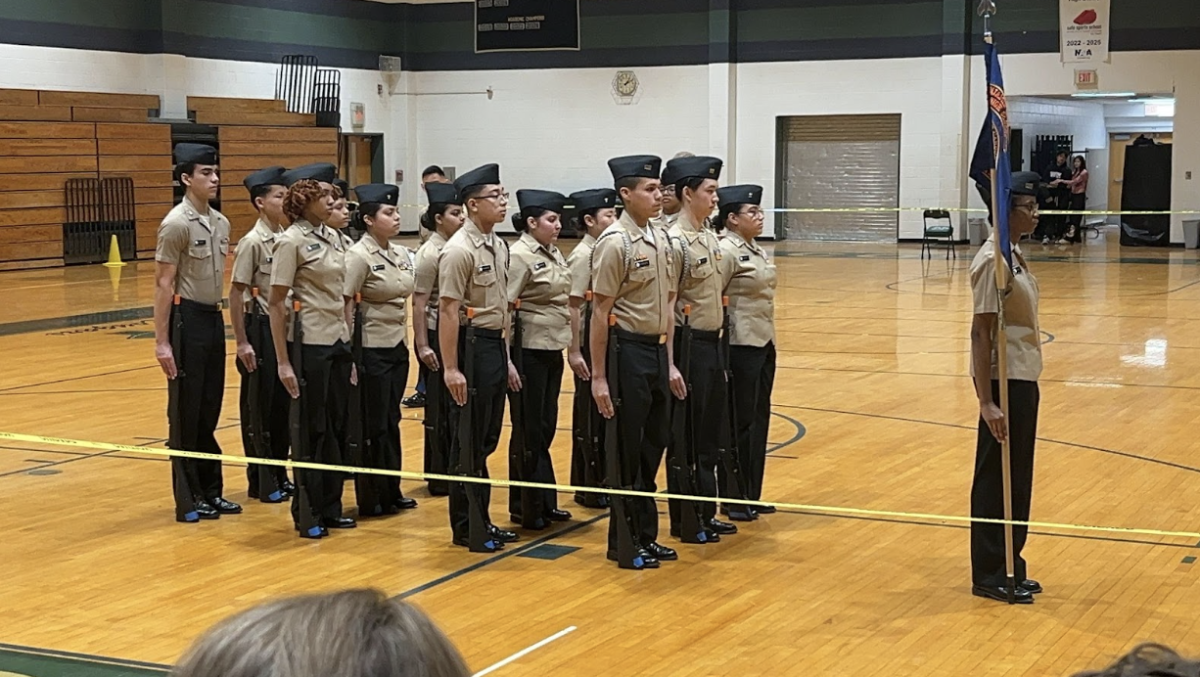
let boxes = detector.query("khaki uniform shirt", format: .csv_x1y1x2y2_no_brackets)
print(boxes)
508,232,571,351
566,233,597,301
230,217,284,314
668,211,724,332
418,206,432,245
591,211,676,337
271,219,350,346
718,230,777,348
154,197,229,306
438,218,510,332
970,237,1042,382
651,211,681,231
414,230,448,332
344,236,416,349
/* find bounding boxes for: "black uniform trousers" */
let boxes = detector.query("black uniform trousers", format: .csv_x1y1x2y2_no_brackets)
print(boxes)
289,341,351,528
570,370,606,502
237,317,291,496
508,348,564,518
668,330,722,527
971,379,1039,586
727,342,777,503
423,329,451,496
446,331,507,540
607,335,671,551
169,301,226,504
355,341,410,513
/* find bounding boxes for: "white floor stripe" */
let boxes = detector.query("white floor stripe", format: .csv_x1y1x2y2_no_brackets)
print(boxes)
472,626,578,677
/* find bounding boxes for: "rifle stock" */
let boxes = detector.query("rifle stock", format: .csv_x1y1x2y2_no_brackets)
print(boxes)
718,295,749,503
510,300,541,528
246,287,283,502
347,292,366,468
169,295,198,522
605,314,644,569
290,300,322,538
671,305,707,543
461,307,497,552
580,290,603,500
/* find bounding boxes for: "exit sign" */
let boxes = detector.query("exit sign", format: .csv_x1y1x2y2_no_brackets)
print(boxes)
1075,69,1099,89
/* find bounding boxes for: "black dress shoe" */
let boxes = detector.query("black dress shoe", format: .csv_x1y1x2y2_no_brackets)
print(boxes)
721,505,757,522
281,480,296,496
193,500,220,520
545,509,571,522
402,392,426,408
394,496,418,510
1019,579,1043,595
511,514,550,530
326,517,357,529
453,536,503,550
645,542,678,561
707,518,738,535
755,505,776,515
972,584,1034,604
606,549,660,569
297,525,327,539
488,525,519,543
703,529,721,543
210,497,243,514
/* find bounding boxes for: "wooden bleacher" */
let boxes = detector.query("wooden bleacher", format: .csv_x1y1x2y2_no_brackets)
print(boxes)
0,91,339,270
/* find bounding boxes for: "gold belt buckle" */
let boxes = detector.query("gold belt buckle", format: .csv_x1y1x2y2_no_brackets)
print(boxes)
658,334,667,344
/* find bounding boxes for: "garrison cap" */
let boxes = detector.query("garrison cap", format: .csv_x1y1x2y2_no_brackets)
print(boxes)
173,143,218,166
662,155,722,186
354,183,400,206
608,155,662,181
517,189,568,214
570,188,617,212
718,184,764,209
454,163,501,195
243,166,286,192
425,182,462,206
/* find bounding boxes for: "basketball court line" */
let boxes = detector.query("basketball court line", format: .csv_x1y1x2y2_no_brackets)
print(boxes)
472,626,577,677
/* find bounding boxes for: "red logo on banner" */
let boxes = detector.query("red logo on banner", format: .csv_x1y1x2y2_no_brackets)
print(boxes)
1074,9,1098,25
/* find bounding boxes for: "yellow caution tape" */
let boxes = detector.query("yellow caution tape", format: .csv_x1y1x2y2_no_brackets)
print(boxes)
3,430,1199,542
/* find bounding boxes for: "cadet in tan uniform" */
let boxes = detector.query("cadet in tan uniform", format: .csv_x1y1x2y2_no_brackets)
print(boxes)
438,163,520,550
269,163,357,539
413,182,464,497
230,165,293,504
506,189,573,530
663,155,738,541
591,155,681,569
343,183,419,517
715,185,777,521
566,188,618,509
405,166,456,410
653,151,693,230
969,172,1045,604
153,143,241,522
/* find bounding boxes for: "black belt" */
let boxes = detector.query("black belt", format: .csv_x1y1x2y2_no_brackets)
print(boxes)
615,329,667,345
178,298,223,313
469,328,504,340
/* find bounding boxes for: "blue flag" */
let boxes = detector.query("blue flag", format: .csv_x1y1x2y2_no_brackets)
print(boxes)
969,40,1013,269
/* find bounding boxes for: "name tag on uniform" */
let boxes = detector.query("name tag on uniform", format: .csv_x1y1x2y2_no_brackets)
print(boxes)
372,264,386,272
739,255,751,262
697,256,709,265
478,264,492,273
634,257,651,270
1013,265,1023,275
265,256,273,263
306,243,321,253
534,262,547,271
194,239,207,246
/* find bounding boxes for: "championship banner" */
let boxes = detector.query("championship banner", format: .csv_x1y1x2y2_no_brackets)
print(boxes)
1060,0,1110,63
475,0,581,53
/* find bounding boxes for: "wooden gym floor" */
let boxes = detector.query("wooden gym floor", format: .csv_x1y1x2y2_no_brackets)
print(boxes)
2,229,1200,676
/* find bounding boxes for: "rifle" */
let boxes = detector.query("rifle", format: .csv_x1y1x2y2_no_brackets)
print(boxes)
460,307,498,552
509,299,541,529
717,295,750,505
605,315,645,569
347,292,366,469
289,300,323,538
246,287,283,503
169,295,199,522
670,305,708,544
579,290,605,504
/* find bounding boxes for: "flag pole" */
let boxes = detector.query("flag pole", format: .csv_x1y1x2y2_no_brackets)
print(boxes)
980,0,1018,605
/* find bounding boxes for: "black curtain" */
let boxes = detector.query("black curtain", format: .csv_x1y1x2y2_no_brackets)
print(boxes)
1120,143,1173,247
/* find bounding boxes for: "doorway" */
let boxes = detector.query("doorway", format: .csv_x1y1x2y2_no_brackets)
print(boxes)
339,134,384,188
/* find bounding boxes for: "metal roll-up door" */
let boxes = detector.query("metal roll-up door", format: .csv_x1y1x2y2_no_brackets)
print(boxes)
778,114,901,242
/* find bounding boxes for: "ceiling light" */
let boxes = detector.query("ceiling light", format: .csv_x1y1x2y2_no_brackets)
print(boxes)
1070,92,1137,98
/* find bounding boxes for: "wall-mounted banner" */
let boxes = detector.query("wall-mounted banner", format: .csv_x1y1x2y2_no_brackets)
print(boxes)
1060,0,1110,63
475,0,581,53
